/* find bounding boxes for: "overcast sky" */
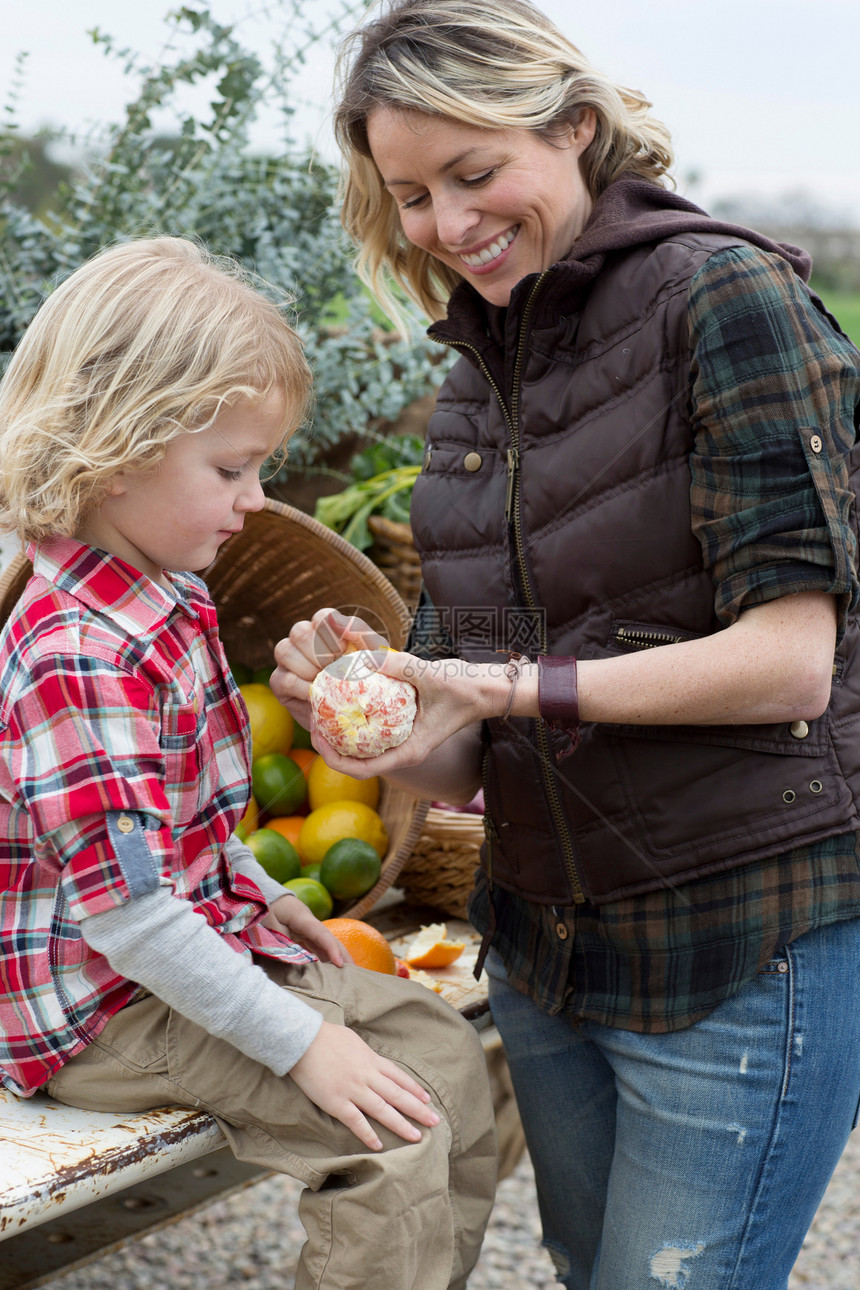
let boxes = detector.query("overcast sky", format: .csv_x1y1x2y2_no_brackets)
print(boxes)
4,0,860,222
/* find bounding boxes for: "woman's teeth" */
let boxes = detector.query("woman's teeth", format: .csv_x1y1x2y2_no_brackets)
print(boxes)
460,226,518,268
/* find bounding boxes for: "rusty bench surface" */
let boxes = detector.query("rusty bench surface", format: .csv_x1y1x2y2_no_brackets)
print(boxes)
0,913,490,1288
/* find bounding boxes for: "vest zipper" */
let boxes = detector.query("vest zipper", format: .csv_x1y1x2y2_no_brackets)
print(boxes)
508,276,583,904
612,625,686,651
434,280,584,905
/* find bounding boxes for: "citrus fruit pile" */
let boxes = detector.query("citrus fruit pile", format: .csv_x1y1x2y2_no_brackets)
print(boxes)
230,665,390,918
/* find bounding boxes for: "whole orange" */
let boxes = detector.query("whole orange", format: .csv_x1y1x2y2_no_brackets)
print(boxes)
290,748,318,777
264,815,305,853
299,801,389,867
307,758,380,811
239,683,294,758
322,918,397,974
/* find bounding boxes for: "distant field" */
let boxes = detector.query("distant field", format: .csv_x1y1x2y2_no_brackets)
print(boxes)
816,289,860,346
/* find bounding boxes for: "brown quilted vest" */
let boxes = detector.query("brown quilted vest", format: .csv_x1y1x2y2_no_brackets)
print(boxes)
411,181,860,906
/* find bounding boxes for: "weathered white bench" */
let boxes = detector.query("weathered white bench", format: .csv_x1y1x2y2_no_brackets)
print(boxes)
0,912,507,1290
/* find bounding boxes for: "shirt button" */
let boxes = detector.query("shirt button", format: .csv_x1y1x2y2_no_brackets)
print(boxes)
810,434,823,453
555,922,569,941
463,452,483,472
790,719,809,739
117,815,135,834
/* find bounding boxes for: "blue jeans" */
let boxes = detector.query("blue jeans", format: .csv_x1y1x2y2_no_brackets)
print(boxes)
487,918,860,1289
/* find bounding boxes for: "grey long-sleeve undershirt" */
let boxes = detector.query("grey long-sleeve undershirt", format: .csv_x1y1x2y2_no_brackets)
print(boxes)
78,838,323,1075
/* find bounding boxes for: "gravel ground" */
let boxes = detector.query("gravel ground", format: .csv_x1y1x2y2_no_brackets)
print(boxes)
38,1129,860,1289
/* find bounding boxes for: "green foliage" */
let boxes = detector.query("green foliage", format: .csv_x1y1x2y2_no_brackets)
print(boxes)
0,3,446,467
314,433,425,551
816,288,860,348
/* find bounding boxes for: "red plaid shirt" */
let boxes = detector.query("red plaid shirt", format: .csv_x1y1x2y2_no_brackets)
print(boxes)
0,538,312,1096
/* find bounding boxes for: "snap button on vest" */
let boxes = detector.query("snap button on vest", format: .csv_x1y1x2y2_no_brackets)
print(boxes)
117,815,135,833
463,452,483,472
777,961,789,973
555,922,569,941
810,434,823,453
789,719,809,739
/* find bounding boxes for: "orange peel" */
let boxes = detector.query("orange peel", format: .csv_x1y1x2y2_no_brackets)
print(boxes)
403,922,465,969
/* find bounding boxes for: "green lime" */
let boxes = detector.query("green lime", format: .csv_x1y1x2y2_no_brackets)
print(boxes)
252,665,274,686
252,753,307,817
302,863,323,882
246,828,301,884
319,838,382,901
284,876,334,920
231,661,252,686
291,718,314,750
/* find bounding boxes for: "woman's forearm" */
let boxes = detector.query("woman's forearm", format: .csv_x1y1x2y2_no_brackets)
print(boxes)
502,591,837,727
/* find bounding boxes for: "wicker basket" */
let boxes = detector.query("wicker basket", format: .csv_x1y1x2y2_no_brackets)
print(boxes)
398,807,484,920
0,500,428,919
367,514,423,615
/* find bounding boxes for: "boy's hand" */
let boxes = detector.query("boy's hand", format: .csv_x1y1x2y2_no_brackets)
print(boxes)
264,894,353,966
289,1021,440,1151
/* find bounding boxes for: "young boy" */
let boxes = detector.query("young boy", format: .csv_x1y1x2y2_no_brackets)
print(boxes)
0,237,496,1289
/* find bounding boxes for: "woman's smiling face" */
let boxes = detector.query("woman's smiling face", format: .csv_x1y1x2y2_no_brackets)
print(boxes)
367,107,596,307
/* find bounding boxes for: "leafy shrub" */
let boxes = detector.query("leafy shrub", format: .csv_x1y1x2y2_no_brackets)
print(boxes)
0,3,447,469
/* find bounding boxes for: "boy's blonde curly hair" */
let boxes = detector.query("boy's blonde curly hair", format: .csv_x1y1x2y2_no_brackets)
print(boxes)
0,237,312,542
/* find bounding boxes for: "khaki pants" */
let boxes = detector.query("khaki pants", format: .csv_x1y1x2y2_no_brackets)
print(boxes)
46,959,497,1290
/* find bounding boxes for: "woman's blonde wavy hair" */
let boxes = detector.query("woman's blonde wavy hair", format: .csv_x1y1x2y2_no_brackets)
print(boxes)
0,237,311,542
334,0,674,322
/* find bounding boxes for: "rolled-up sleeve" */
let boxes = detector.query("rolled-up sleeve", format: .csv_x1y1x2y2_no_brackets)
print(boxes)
688,245,860,639
6,654,176,920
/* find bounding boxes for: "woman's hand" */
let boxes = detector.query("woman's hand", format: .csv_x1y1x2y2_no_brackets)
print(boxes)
289,1020,440,1151
264,893,353,966
270,606,491,802
309,649,504,780
271,607,389,732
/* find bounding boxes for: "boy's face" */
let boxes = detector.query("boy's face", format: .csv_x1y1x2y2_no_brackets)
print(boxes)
79,389,287,585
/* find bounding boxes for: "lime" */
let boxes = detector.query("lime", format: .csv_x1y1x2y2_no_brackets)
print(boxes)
302,863,323,882
284,876,334,920
246,828,301,884
291,718,314,750
320,838,382,901
252,753,307,817
231,661,252,686
252,665,274,685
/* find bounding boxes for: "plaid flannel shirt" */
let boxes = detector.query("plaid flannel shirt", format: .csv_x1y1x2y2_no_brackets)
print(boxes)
0,538,312,1096
467,245,860,1031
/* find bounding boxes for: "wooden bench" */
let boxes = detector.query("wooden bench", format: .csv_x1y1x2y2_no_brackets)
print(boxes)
0,911,509,1290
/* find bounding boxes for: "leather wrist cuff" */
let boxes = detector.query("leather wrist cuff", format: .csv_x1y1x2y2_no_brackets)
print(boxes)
537,655,581,760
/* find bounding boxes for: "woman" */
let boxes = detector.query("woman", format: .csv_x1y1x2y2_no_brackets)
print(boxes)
273,1,860,1285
